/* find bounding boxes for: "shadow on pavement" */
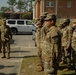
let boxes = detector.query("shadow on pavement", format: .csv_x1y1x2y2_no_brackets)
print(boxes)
24,55,37,58
62,73,76,75
0,65,14,69
11,50,30,53
10,55,37,59
0,73,17,75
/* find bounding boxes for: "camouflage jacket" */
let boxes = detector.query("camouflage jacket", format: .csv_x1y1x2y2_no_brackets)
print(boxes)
61,26,72,49
43,26,60,54
0,25,12,42
72,28,76,51
36,28,42,47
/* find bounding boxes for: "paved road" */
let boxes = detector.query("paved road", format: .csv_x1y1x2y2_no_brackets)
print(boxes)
0,35,37,75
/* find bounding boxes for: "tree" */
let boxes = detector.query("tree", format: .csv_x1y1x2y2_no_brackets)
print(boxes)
7,0,17,12
17,0,25,12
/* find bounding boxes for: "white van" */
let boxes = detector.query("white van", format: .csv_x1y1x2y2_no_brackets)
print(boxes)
6,19,37,35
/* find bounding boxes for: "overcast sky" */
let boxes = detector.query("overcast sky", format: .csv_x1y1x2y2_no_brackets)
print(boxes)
0,0,8,8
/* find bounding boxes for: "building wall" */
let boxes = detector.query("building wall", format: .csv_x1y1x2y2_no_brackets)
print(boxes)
33,0,76,19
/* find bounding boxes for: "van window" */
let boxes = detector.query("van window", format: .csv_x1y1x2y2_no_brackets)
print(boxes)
17,21,24,25
8,20,16,24
26,21,33,25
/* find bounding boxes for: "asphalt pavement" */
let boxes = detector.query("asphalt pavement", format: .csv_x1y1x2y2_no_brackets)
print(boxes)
0,35,37,75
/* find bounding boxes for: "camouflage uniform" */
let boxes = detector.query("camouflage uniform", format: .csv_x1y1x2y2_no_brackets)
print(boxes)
0,32,1,53
43,14,60,75
0,20,12,59
36,12,48,72
71,19,76,71
36,27,43,71
61,19,72,70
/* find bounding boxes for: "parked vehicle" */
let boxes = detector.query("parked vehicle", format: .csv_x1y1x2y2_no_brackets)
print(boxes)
32,30,37,46
6,19,37,35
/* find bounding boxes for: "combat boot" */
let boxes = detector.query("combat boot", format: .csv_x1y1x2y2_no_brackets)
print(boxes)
59,61,64,65
7,53,10,59
37,65,44,72
63,68,69,71
1,53,6,58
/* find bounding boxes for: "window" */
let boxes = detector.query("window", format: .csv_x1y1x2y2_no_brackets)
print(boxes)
8,20,15,24
66,14,70,18
57,14,62,19
26,21,33,25
67,1,71,8
17,21,24,25
46,1,54,7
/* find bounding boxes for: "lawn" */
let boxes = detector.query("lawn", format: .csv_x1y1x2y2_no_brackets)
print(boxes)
0,20,2,25
20,56,75,75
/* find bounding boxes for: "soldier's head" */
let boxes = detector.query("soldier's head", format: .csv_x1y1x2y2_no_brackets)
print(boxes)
40,12,48,18
62,18,70,27
36,20,42,28
73,19,76,27
58,23,63,29
2,19,6,26
39,12,48,25
44,14,56,28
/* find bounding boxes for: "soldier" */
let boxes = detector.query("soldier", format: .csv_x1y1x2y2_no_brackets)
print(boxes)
43,14,60,75
71,19,76,72
36,12,48,72
0,19,12,59
36,19,44,72
61,18,72,71
57,23,63,31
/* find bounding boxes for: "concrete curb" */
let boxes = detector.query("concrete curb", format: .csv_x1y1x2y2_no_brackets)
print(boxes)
17,58,23,75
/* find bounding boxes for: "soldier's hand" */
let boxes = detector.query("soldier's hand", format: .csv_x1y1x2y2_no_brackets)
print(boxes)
64,46,68,51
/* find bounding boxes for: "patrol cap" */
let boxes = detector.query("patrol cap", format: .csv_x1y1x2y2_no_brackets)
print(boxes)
58,23,63,27
2,19,6,22
40,12,48,17
44,14,56,21
63,18,70,23
35,18,40,21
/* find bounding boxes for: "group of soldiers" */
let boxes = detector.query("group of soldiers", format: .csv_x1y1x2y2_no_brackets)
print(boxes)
0,19,12,59
35,12,76,75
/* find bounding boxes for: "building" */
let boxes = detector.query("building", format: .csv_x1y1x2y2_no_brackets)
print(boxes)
33,0,76,19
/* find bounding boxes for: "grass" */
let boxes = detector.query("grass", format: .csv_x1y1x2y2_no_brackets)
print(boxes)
20,56,75,75
0,20,2,25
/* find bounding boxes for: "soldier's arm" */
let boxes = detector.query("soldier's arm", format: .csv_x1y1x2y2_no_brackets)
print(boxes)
67,27,72,48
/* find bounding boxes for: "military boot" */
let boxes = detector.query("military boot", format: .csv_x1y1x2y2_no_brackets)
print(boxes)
63,68,69,71
59,61,64,65
1,53,6,58
7,53,10,59
37,65,44,72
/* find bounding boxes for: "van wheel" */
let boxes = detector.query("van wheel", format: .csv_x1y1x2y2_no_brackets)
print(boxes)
11,29,17,35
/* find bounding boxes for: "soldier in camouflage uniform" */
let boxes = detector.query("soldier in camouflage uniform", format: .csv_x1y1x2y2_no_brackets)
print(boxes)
61,18,72,71
43,14,60,75
0,19,12,59
71,19,76,72
36,12,48,72
36,19,44,72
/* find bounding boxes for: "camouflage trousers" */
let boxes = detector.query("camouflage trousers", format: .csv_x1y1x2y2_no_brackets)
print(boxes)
37,47,43,67
1,41,10,55
64,47,71,68
61,46,65,62
42,51,59,75
0,42,1,52
71,50,76,70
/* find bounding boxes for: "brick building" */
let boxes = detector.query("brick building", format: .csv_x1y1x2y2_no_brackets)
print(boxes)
33,0,76,19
